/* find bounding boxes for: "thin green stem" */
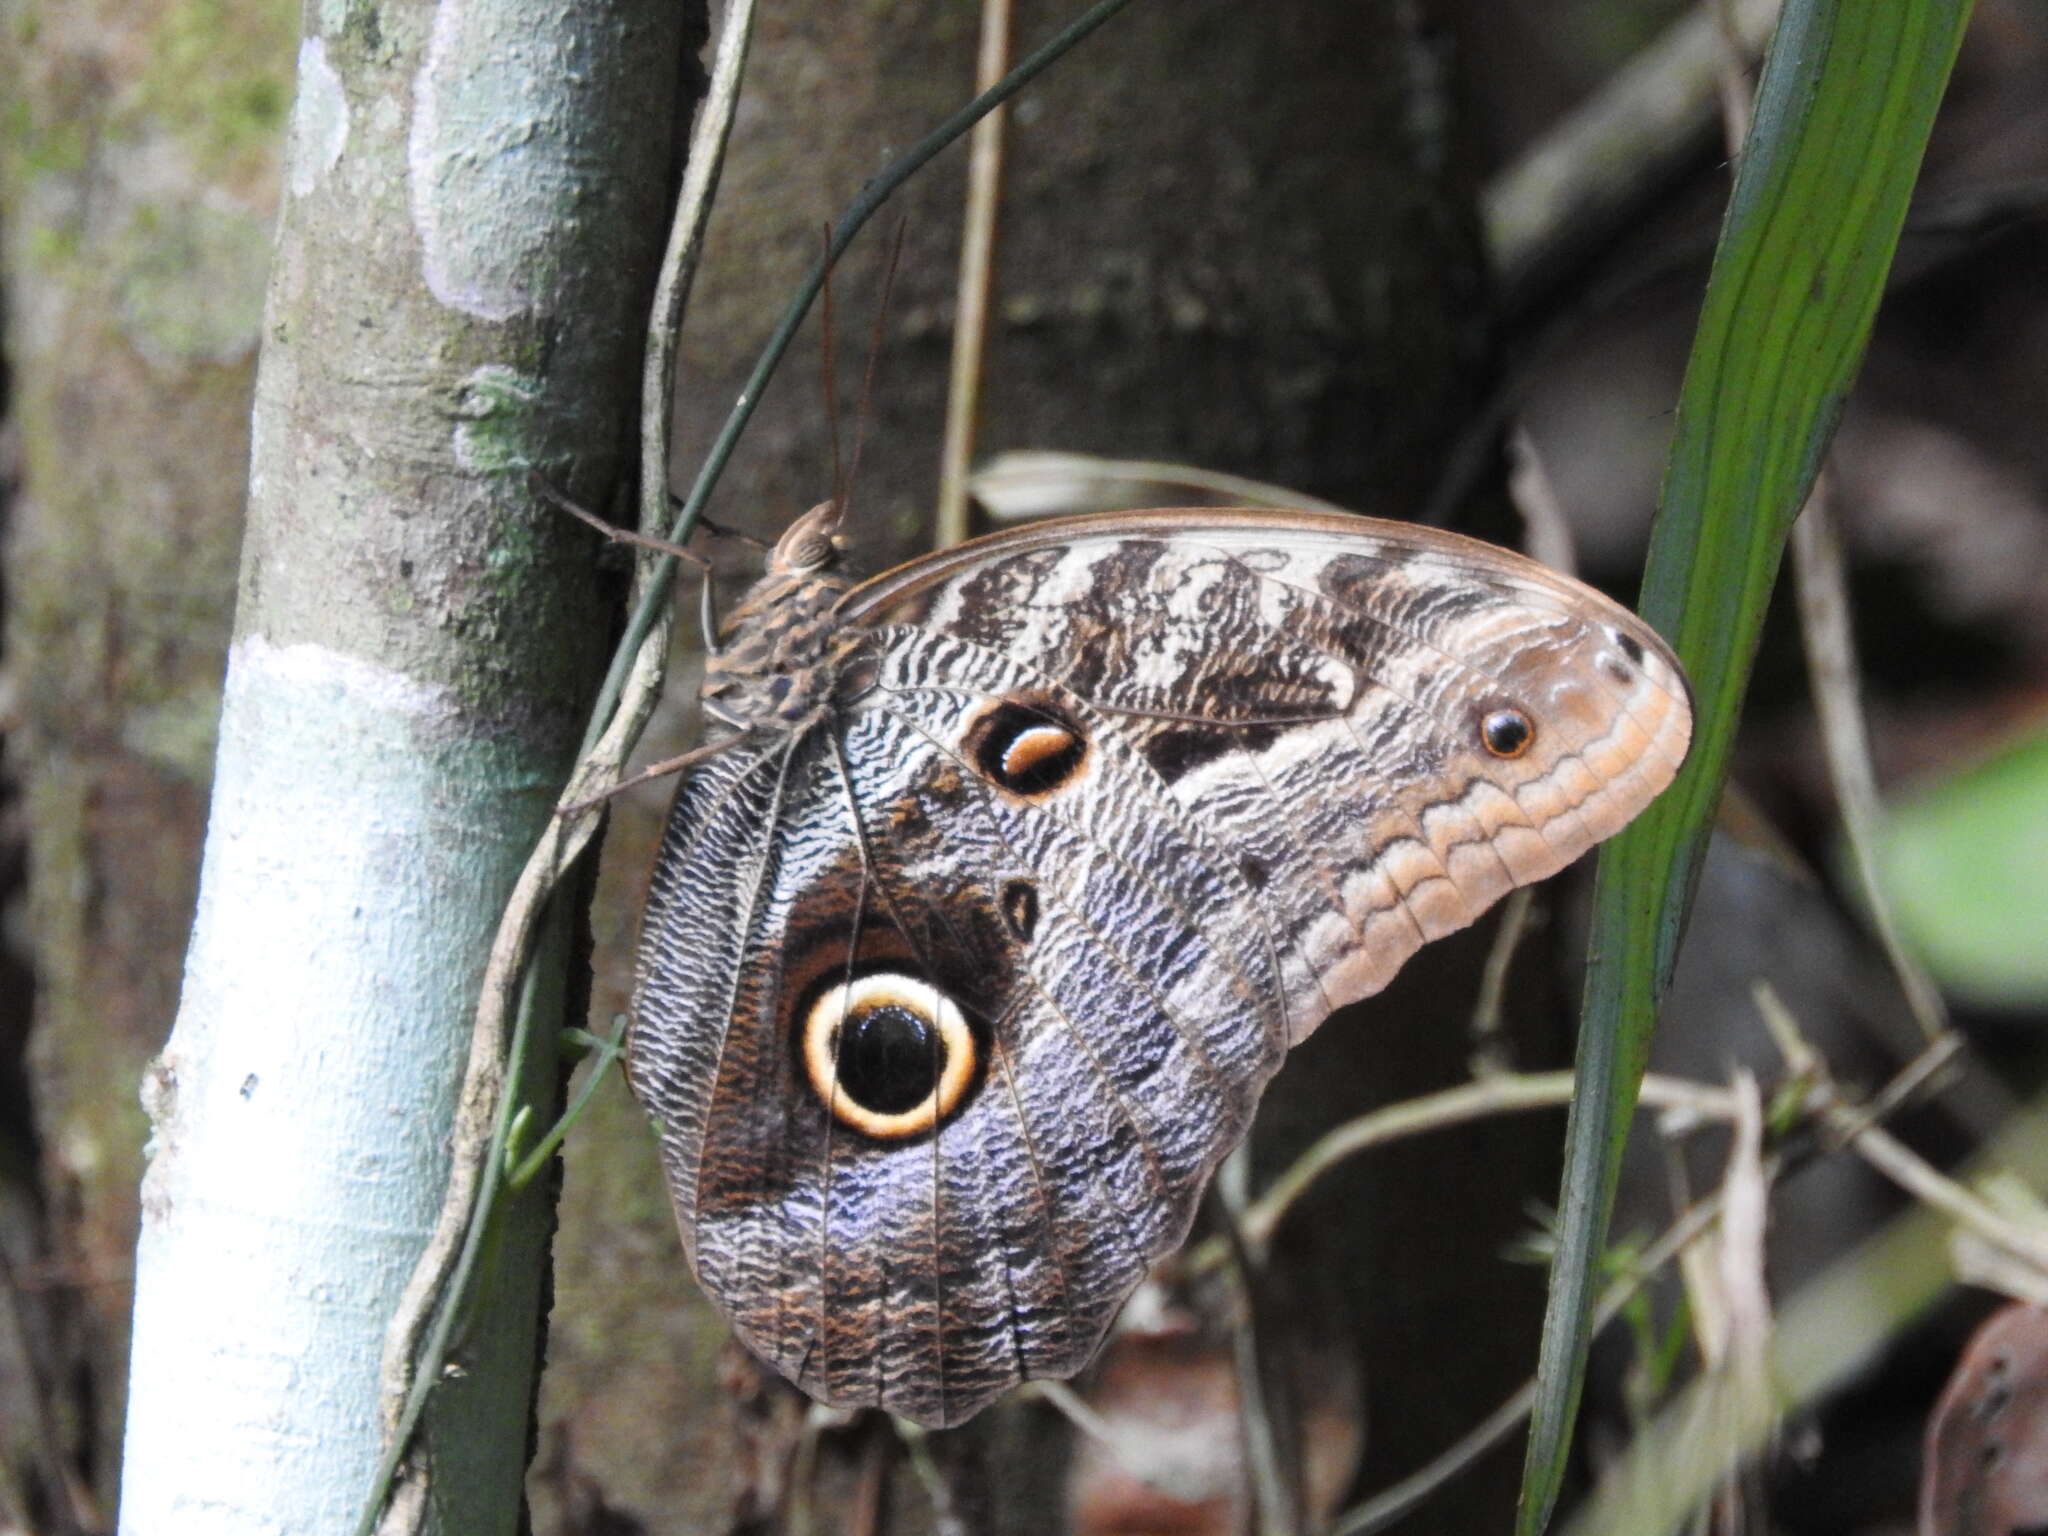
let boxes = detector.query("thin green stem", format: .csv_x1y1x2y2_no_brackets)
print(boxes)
506,1016,628,1191
1225,1072,1737,1264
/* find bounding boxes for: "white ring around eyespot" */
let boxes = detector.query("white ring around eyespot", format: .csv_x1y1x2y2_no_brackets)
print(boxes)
801,971,978,1140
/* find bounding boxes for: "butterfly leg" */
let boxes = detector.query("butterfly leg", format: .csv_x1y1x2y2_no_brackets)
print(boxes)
556,736,745,816
530,470,733,674
532,470,712,569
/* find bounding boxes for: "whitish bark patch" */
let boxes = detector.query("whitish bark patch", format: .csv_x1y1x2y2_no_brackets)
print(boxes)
410,0,600,320
122,634,520,1534
288,37,350,200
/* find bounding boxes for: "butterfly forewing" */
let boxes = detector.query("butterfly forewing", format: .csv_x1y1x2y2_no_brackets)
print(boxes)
848,513,1691,1035
630,508,1692,1427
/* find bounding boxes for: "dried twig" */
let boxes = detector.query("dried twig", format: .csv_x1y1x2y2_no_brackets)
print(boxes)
1481,0,1782,293
1331,1192,1731,1535
1212,1180,1305,1536
1557,989,2046,1536
1504,426,1579,577
1308,974,2001,1534
935,0,1015,547
1468,888,1537,1077
1218,1071,1742,1266
1789,479,1956,1047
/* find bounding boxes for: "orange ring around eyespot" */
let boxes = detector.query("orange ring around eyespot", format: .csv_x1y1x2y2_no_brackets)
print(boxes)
801,972,978,1140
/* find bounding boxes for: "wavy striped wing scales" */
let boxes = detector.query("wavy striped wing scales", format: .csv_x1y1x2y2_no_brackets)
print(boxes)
630,509,1692,1426
848,511,1692,1042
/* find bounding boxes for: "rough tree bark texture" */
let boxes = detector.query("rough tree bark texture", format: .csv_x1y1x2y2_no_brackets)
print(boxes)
541,3,1542,1532
108,3,693,1532
0,0,295,1520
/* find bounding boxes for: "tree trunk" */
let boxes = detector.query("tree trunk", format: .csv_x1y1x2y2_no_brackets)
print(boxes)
108,3,695,1532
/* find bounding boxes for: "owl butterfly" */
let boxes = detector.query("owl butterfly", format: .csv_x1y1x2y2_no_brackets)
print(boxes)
628,500,1692,1427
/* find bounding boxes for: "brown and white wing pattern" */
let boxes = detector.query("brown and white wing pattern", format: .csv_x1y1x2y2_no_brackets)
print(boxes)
846,510,1693,1042
628,508,1692,1428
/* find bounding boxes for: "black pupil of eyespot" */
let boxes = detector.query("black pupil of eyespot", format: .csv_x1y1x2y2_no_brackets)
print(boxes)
835,1004,941,1115
1485,711,1530,754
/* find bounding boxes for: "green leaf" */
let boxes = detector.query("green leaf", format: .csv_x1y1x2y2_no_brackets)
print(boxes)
1515,1,1976,1530
1871,723,2048,1010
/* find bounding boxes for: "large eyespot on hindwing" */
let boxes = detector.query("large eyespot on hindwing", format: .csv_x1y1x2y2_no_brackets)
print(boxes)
799,970,986,1141
964,697,1089,798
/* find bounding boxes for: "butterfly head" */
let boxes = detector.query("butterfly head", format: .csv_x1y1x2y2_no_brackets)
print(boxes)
767,499,847,577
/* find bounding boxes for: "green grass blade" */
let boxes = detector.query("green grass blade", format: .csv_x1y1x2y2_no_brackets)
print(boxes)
1515,2,1975,1530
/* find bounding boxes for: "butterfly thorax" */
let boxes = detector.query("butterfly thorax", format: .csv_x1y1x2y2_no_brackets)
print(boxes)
699,502,859,735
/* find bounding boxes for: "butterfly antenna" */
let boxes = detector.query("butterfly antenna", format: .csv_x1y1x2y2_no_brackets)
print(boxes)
819,221,847,520
842,218,908,528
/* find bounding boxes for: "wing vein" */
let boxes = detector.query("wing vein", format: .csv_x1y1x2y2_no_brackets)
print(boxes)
683,732,814,1234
